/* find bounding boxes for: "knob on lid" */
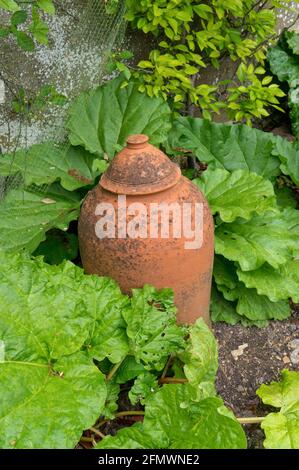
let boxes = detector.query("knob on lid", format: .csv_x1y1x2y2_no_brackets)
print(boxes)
100,134,181,195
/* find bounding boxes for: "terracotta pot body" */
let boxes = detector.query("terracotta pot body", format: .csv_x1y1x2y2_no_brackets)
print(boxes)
78,135,214,324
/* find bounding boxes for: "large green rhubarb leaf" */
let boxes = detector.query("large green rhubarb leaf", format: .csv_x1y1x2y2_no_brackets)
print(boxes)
97,384,247,449
122,285,186,371
0,143,106,191
168,117,280,179
273,136,299,186
215,209,299,271
257,370,299,449
268,43,299,84
0,185,80,253
237,259,299,303
213,257,289,325
0,251,126,448
193,167,276,223
210,286,241,326
67,74,171,157
0,352,106,449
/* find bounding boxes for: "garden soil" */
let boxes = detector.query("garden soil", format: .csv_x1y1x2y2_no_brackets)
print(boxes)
214,307,299,448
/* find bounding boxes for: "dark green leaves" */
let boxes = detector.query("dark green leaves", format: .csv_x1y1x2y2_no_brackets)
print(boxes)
0,143,105,191
0,251,125,448
122,285,186,371
0,186,80,253
168,117,281,179
268,31,299,139
67,74,171,157
193,167,276,222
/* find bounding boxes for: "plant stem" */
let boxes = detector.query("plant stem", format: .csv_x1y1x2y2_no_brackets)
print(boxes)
237,417,265,424
80,436,94,443
106,360,123,382
159,377,188,384
96,411,145,429
115,411,145,418
90,426,106,439
161,355,173,380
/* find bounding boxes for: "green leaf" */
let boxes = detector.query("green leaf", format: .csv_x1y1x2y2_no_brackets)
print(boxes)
286,31,299,55
0,0,20,12
97,385,247,449
232,284,290,323
268,44,299,84
0,27,9,38
15,31,35,51
215,210,298,271
179,319,218,398
237,259,299,303
213,257,287,325
96,422,157,449
0,351,106,448
115,355,146,384
11,10,27,26
275,186,297,209
33,230,78,265
0,143,102,190
72,272,129,364
0,186,80,254
0,251,120,447
193,167,276,223
289,99,299,141
67,75,171,157
257,370,299,449
36,0,55,14
210,286,241,326
129,372,159,405
273,136,299,186
29,8,49,45
102,380,120,419
168,117,280,179
122,285,186,371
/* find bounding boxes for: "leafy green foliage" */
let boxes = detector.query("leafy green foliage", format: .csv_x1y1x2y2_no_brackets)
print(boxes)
0,251,246,449
193,167,276,222
125,0,290,123
0,250,124,448
168,117,281,179
176,117,299,326
179,318,218,398
257,370,299,449
122,285,186,371
268,30,299,139
0,143,106,191
0,186,80,253
129,372,159,405
12,85,67,118
97,385,247,449
67,74,172,157
212,257,289,327
215,210,297,271
33,230,78,265
0,0,55,50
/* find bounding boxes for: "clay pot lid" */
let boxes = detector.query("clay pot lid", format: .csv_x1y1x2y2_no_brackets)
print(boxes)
100,134,181,195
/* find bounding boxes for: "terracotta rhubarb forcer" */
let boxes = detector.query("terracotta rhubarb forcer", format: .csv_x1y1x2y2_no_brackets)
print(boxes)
78,134,214,325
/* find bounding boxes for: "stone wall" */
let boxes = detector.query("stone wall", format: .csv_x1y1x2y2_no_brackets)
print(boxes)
0,1,298,154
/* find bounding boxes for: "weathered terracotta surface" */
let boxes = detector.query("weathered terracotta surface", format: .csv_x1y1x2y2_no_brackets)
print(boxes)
78,135,214,324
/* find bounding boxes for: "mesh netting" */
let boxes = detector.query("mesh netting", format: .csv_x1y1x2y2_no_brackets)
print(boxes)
0,0,126,198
